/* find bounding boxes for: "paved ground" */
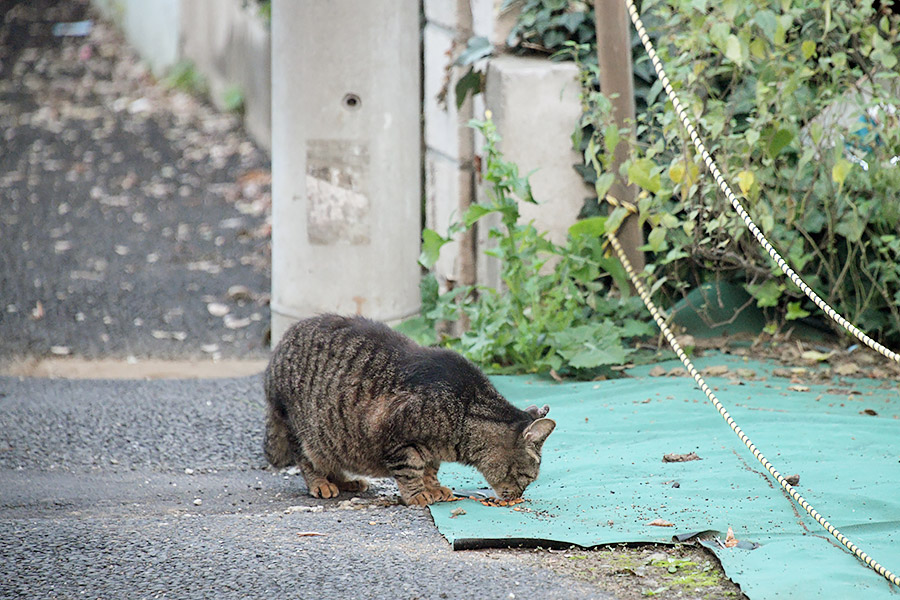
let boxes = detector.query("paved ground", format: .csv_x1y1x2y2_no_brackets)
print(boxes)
0,0,272,362
0,376,607,599
0,3,615,598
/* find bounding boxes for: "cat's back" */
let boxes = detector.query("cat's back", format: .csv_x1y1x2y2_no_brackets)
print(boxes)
265,314,414,398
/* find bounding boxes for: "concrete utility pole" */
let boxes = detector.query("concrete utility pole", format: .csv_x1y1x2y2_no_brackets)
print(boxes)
595,0,645,274
270,1,422,343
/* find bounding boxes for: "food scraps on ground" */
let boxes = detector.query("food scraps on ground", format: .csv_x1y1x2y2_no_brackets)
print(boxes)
479,497,526,507
663,452,701,462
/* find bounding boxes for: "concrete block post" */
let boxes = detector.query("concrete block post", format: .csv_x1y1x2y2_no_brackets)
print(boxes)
479,55,589,287
270,1,422,343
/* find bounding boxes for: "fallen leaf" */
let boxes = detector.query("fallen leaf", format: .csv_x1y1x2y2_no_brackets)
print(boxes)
724,527,739,548
449,508,466,519
702,365,730,376
31,301,44,320
861,409,878,416
296,531,326,537
237,168,272,187
223,315,252,329
648,365,667,377
834,362,859,376
663,452,701,463
647,518,674,527
227,285,253,301
207,302,230,317
784,474,800,486
151,330,188,341
801,349,834,362
787,384,810,392
549,369,563,383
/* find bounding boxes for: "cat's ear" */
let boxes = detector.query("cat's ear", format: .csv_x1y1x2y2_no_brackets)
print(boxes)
525,404,550,419
523,417,556,448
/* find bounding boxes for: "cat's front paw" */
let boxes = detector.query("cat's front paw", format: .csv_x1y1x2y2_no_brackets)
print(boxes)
403,490,439,506
403,486,455,506
426,485,454,502
308,479,340,499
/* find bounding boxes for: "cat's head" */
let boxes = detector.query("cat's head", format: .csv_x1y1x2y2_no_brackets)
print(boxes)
480,415,556,500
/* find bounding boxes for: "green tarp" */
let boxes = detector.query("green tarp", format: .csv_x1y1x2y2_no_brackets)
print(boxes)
430,353,900,599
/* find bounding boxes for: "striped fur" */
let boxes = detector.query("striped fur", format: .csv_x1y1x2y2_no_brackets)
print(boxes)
264,314,555,506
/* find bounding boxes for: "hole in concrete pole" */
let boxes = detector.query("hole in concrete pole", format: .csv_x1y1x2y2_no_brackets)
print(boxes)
342,93,361,110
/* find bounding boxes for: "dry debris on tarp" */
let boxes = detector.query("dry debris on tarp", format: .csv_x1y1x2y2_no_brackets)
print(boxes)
431,352,900,599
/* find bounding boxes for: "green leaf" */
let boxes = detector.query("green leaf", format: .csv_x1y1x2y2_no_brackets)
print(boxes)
603,124,620,156
710,22,731,50
668,161,685,184
464,204,496,227
394,316,438,346
561,342,630,369
647,226,666,252
594,172,615,199
766,128,793,158
419,229,449,268
832,159,852,187
627,158,661,193
554,324,631,369
605,206,630,234
725,35,744,66
746,279,782,308
619,318,655,338
785,301,811,321
455,67,483,110
835,211,864,242
568,216,606,239
754,10,778,44
454,36,493,66
737,170,755,196
801,40,817,60
222,85,244,113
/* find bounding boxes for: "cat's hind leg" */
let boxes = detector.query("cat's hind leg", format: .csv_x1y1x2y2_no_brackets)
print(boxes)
331,472,370,494
263,405,302,468
297,453,341,499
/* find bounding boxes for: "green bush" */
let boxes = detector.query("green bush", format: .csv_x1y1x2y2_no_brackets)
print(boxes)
402,117,654,378
609,0,900,343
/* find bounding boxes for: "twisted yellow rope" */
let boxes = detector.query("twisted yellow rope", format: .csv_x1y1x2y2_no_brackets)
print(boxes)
606,231,900,587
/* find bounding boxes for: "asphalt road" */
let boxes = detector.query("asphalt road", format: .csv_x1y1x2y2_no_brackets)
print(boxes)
0,375,609,599
0,2,615,598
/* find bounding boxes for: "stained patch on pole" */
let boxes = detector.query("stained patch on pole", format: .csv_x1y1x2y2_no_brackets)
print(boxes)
306,140,369,245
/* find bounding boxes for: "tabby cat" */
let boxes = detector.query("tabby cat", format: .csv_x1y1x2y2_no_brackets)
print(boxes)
263,314,556,506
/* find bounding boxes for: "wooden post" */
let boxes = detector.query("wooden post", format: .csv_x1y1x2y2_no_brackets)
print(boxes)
595,0,645,275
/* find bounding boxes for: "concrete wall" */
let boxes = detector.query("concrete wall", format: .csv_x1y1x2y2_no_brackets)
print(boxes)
181,0,272,151
92,0,181,76
92,0,271,152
